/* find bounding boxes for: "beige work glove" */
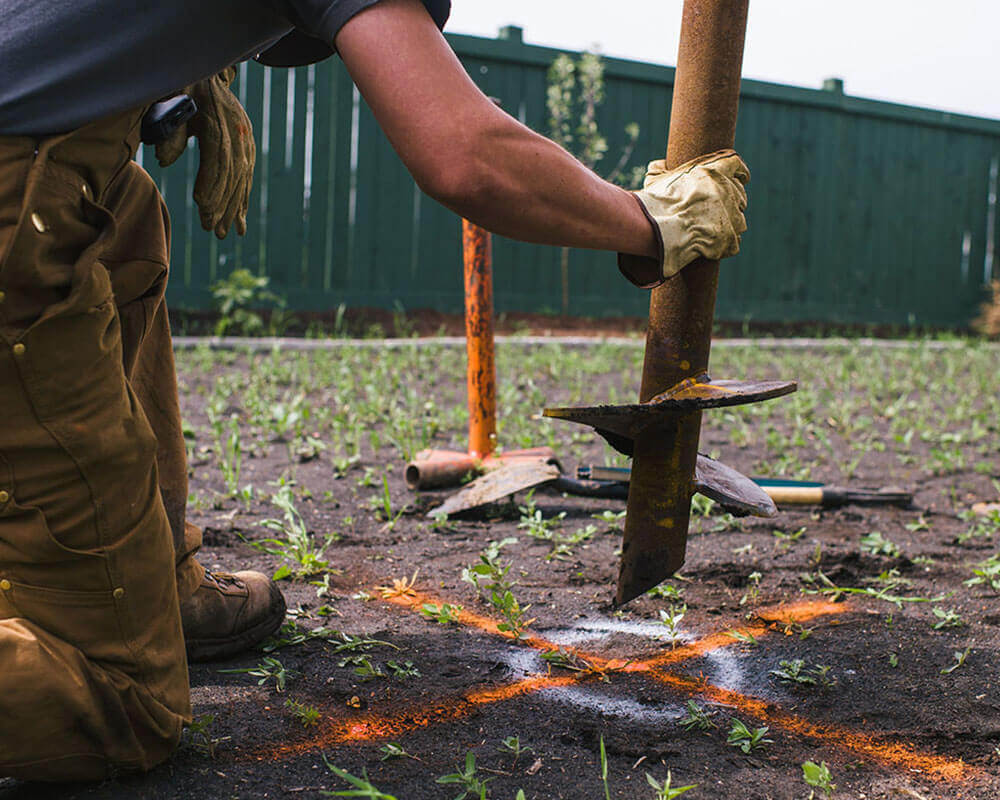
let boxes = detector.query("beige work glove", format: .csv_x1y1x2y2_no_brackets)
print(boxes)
618,149,749,289
155,67,256,239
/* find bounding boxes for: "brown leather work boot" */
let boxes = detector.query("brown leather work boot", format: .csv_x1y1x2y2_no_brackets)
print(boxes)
180,570,286,662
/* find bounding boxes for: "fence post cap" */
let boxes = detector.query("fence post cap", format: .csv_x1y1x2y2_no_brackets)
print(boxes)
822,77,845,94
497,25,523,43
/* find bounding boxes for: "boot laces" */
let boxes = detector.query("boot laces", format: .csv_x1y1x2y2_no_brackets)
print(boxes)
205,570,243,590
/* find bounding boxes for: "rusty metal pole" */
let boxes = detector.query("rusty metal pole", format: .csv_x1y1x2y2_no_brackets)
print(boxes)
406,216,557,493
463,219,497,459
617,0,750,603
543,0,793,600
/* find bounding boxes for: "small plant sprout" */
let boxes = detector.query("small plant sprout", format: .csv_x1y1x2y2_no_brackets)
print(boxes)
592,508,626,528
771,659,815,685
499,735,533,764
284,698,321,727
727,718,773,753
931,606,965,629
547,523,598,561
541,647,599,676
599,735,612,800
772,525,807,552
377,475,406,530
517,492,566,540
770,659,835,688
905,516,931,532
677,700,717,731
261,620,343,653
463,539,535,641
646,771,698,799
430,511,458,533
860,531,903,558
219,656,297,692
646,582,685,601
690,493,715,518
802,760,836,799
253,482,336,580
181,714,230,757
941,646,972,675
724,629,759,646
327,631,399,656
435,751,491,800
420,602,463,624
657,603,687,647
312,572,334,598
322,758,398,799
346,656,385,681
739,572,763,606
802,569,950,609
965,554,1000,592
377,570,419,599
378,742,419,762
779,620,814,640
385,660,421,679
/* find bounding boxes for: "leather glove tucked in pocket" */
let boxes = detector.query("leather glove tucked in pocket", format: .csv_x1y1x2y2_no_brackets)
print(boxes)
618,149,749,288
155,67,255,239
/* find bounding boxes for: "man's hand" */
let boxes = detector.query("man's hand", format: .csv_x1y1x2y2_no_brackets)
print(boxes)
155,68,256,239
619,150,749,288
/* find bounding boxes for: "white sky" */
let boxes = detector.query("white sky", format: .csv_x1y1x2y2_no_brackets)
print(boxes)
447,1,1000,121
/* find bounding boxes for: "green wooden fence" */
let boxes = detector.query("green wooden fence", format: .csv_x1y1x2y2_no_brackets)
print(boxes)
143,27,1000,328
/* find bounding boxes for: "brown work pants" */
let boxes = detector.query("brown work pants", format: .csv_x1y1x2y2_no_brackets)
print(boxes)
0,108,202,781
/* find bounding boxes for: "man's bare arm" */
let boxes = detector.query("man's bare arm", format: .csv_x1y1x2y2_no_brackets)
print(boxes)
334,0,658,260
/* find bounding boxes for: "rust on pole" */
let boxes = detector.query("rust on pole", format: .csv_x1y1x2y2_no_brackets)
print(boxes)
619,0,751,604
462,219,497,459
546,0,796,605
407,212,557,496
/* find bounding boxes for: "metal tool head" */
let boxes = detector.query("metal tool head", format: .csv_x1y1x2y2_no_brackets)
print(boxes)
544,380,796,445
693,454,777,517
429,458,561,518
545,379,794,605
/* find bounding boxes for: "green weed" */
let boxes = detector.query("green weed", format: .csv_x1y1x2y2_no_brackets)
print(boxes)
252,481,337,579
802,760,836,799
462,539,535,641
436,751,491,800
219,656,297,692
284,698,321,727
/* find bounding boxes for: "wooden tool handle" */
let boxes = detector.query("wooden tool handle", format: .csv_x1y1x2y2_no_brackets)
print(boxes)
763,486,825,506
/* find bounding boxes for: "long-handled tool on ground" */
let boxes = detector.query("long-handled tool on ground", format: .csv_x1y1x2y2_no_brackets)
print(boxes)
575,464,913,508
407,219,560,504
544,0,796,605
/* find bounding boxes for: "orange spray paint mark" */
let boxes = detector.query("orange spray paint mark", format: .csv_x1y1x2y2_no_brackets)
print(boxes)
254,589,974,783
263,673,582,760
382,589,565,654
627,600,846,672
650,671,971,781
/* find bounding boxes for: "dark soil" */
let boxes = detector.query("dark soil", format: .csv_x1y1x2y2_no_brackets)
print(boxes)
3,341,999,800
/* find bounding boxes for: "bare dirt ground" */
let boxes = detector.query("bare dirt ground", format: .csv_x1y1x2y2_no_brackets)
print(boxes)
3,339,999,800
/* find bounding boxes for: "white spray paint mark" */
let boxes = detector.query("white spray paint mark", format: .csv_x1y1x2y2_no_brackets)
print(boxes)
537,686,685,724
492,616,750,721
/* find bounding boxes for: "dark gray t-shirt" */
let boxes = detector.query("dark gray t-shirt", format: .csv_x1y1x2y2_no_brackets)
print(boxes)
0,0,450,136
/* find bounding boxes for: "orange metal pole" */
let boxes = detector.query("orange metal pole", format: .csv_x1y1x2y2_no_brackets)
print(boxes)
462,219,497,459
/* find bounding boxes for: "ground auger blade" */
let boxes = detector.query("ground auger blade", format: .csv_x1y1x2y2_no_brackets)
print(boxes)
544,0,797,605
544,376,794,601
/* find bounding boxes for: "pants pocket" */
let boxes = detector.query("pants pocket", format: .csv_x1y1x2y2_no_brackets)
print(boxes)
1,579,125,664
